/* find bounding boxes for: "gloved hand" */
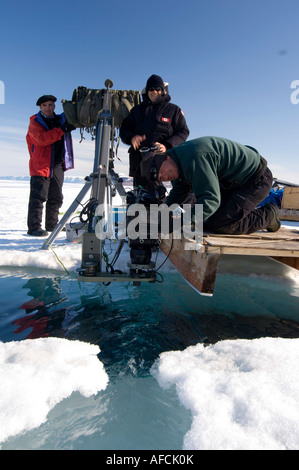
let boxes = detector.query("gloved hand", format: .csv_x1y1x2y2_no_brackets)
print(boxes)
61,122,76,133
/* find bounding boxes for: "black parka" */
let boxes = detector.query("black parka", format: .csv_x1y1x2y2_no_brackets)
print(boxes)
120,93,189,179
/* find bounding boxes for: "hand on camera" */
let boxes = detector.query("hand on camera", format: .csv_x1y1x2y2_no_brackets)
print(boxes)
154,142,167,154
61,122,76,133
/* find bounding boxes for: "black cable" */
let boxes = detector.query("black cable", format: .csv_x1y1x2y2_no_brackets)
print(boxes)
154,233,174,274
79,198,98,224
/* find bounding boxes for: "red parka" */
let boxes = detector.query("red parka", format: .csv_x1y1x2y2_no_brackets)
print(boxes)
26,111,74,177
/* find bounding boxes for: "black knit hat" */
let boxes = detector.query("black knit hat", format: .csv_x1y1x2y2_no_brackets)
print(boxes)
36,95,57,106
145,74,164,92
140,153,167,181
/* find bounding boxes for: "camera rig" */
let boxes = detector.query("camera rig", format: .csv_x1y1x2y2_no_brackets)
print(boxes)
41,80,163,285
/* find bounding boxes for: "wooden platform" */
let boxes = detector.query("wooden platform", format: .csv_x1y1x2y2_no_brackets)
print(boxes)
279,186,299,221
159,227,299,296
203,227,299,260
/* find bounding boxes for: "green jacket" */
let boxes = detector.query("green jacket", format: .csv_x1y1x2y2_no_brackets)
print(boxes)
166,136,265,222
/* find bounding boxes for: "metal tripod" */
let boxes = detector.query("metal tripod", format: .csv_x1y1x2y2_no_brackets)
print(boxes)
42,79,157,284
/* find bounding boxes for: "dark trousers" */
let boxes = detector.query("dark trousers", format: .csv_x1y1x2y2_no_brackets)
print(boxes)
27,164,64,232
203,167,273,234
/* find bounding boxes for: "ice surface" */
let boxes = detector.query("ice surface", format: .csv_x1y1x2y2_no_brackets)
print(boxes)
0,337,108,443
151,338,299,450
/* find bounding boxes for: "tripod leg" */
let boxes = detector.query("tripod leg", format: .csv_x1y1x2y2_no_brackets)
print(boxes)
41,178,93,250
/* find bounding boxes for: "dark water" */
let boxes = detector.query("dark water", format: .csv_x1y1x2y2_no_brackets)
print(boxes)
0,265,299,449
1,266,299,376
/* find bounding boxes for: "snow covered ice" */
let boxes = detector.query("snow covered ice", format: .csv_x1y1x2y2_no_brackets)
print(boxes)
0,178,299,449
152,338,299,450
0,338,108,443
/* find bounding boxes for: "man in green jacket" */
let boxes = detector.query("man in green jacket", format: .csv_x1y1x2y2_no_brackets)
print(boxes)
141,136,280,234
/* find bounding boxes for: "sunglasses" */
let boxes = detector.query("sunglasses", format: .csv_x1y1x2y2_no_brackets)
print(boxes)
148,87,163,92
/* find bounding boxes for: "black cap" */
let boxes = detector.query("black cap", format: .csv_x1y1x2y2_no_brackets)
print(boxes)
36,94,57,106
140,153,166,181
146,74,164,92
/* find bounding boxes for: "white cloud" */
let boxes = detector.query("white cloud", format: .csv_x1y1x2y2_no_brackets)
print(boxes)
0,126,27,140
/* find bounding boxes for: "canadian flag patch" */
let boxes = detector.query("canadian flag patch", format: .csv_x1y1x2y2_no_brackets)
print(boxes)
161,117,170,123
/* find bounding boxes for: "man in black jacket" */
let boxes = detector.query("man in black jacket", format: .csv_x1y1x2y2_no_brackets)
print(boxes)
120,74,189,192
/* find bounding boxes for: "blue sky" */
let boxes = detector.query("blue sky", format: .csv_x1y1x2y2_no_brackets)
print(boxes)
0,0,298,182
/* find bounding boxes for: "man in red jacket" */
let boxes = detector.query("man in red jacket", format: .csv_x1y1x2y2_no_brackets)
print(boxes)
26,95,75,236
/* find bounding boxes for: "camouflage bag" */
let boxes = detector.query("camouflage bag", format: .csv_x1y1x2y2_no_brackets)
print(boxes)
62,86,140,130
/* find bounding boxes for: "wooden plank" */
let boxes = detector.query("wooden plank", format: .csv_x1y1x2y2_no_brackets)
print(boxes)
206,244,299,257
272,257,299,270
159,226,299,296
204,237,299,257
159,237,220,296
279,209,299,222
204,227,298,241
282,187,299,210
202,227,299,258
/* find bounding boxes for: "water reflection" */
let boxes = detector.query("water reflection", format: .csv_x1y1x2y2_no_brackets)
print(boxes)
14,277,70,338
